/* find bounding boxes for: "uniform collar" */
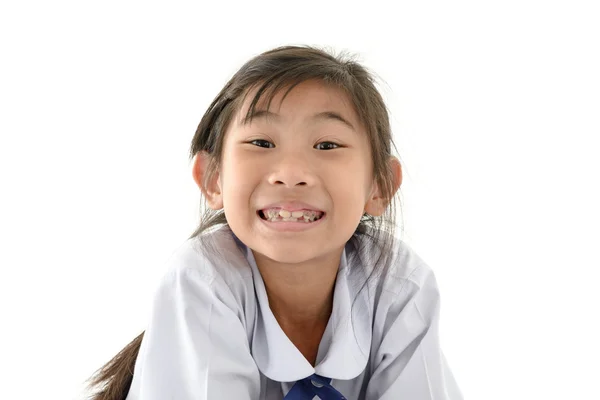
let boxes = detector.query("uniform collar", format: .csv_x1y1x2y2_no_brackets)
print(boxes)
239,240,372,382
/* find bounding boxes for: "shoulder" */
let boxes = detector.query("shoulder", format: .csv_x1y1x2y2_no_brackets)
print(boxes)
350,231,436,297
355,236,460,399
148,225,257,326
386,239,436,294
347,231,443,332
152,225,254,313
162,225,253,285
376,237,442,327
349,233,445,348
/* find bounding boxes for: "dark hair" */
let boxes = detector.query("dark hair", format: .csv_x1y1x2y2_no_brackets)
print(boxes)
85,44,402,399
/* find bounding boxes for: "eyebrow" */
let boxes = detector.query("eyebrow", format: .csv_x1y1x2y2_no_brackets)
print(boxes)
241,109,356,131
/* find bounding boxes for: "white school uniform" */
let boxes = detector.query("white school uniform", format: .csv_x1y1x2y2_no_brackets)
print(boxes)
125,226,463,400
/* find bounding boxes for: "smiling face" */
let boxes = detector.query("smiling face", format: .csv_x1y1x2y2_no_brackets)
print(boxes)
194,79,391,267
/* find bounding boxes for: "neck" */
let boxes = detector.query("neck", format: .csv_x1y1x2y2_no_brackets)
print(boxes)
252,247,343,364
253,248,342,323
254,249,343,326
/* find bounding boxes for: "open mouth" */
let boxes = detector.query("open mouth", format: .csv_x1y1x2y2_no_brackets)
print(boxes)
257,208,325,223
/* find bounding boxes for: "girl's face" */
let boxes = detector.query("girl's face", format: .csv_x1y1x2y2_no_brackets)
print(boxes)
199,80,388,266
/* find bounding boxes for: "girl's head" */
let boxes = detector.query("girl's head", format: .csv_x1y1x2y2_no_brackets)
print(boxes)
189,45,402,264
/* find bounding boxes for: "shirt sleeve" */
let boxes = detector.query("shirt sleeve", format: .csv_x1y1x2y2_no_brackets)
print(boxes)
125,264,261,400
366,265,463,400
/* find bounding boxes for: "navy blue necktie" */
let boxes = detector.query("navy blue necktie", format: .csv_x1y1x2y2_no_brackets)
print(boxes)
283,374,346,400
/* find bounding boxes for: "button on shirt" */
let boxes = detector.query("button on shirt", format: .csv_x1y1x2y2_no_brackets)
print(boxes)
125,226,463,399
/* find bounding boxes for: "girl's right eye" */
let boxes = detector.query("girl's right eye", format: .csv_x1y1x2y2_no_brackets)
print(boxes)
250,139,274,148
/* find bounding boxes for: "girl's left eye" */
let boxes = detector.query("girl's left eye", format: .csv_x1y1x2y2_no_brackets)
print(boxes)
314,142,340,150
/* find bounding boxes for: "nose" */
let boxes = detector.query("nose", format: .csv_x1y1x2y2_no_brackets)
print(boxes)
267,151,316,188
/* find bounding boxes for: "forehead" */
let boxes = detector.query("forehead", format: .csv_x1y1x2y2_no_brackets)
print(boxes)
234,79,363,128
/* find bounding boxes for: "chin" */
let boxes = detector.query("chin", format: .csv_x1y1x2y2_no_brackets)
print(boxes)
251,245,318,266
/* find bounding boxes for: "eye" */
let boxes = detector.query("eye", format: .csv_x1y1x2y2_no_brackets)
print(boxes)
250,139,274,148
314,141,340,150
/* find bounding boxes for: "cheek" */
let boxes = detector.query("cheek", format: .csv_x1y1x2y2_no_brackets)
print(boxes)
337,155,373,194
329,172,370,213
220,152,261,203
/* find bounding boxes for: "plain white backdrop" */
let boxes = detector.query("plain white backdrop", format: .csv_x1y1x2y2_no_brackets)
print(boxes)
1,0,598,399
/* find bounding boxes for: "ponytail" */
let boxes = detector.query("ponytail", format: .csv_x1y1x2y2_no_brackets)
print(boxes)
85,331,144,400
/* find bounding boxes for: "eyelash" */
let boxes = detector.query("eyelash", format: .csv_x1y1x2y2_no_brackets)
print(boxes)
249,139,341,150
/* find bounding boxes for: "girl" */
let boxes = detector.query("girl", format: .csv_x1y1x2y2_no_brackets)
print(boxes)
86,45,463,400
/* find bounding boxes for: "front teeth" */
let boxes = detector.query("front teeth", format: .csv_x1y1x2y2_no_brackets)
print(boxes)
279,210,291,218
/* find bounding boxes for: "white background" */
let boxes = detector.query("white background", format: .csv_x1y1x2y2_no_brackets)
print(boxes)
1,0,598,399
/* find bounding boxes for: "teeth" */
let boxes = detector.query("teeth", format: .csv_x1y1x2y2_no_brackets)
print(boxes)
266,209,277,219
279,210,291,218
262,208,323,223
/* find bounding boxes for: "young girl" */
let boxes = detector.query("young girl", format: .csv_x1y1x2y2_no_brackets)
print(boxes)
87,45,463,400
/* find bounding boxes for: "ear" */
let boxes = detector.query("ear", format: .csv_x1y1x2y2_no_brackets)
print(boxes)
364,156,402,217
192,151,223,210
